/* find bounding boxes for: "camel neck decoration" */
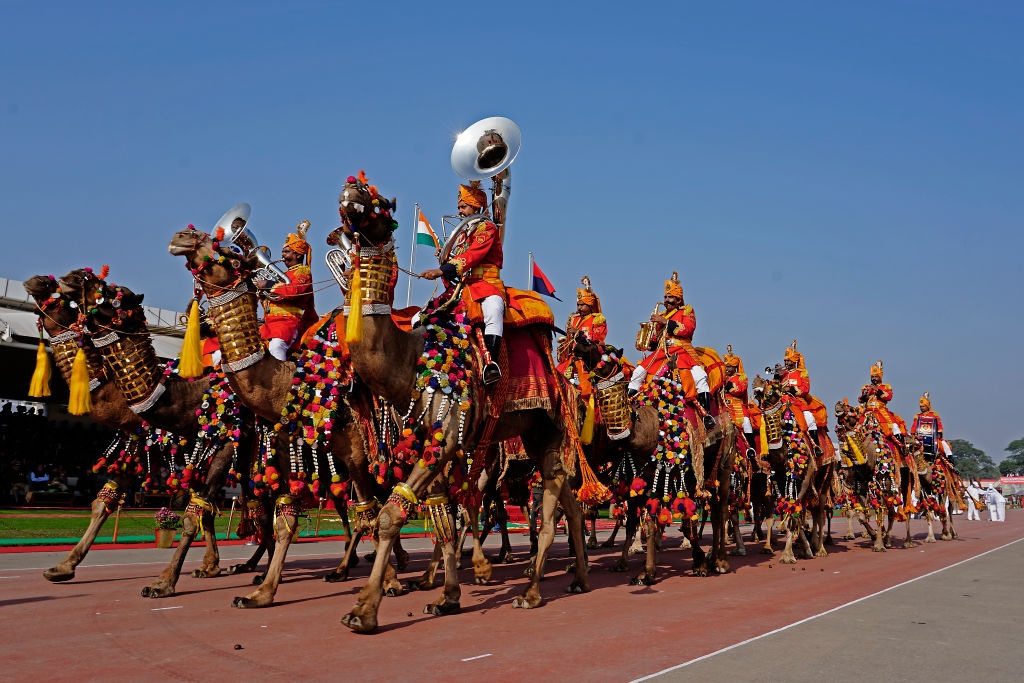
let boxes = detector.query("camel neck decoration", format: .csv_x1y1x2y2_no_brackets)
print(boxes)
90,329,165,412
48,328,106,391
206,280,265,372
344,239,398,317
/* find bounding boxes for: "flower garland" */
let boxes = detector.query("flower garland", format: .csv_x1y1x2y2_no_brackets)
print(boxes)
374,301,475,501
273,317,354,500
863,423,905,519
774,410,811,522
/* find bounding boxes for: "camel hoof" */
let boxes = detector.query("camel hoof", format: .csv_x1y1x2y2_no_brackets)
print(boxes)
586,538,598,550
495,551,516,564
815,549,828,558
780,556,797,565
872,546,886,553
141,584,173,598
43,568,75,582
363,551,377,563
323,570,349,583
232,596,251,608
474,576,488,585
407,578,433,592
729,547,747,556
384,585,402,598
824,534,834,546
512,595,543,609
425,600,461,616
760,547,773,555
716,561,731,574
610,560,628,573
566,580,589,594
630,574,655,586
192,567,221,578
693,566,709,577
346,553,360,568
843,533,856,540
905,541,917,549
941,533,952,541
226,563,254,575
395,549,409,572
925,537,937,544
522,566,535,578
341,611,377,633
600,539,615,548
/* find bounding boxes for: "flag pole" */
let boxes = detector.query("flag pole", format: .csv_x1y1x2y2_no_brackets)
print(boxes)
528,251,533,290
406,203,418,308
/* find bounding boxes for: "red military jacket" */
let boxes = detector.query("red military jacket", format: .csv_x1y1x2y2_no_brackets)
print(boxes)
261,264,318,344
567,312,607,345
446,217,504,302
639,305,700,372
724,372,750,427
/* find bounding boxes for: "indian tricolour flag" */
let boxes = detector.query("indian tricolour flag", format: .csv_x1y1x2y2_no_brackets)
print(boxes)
416,209,439,248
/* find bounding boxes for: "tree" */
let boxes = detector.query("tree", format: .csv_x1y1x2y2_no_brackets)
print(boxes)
948,439,999,479
1000,438,1024,476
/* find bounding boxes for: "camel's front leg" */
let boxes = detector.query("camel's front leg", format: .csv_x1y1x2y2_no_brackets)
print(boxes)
142,509,201,598
232,501,299,608
44,496,112,582
602,517,622,548
844,509,857,540
813,505,829,557
780,521,798,564
324,528,364,582
467,503,493,585
559,482,590,594
730,506,747,556
341,500,405,633
631,517,660,585
423,503,462,617
513,472,563,609
193,508,222,577
924,510,937,543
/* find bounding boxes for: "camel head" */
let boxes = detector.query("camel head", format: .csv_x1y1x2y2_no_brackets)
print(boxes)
23,274,78,334
834,400,860,430
571,338,627,380
168,226,256,289
334,172,397,248
57,269,145,336
751,373,782,409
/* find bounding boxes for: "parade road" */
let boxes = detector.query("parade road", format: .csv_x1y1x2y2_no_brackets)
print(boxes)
1,513,1020,681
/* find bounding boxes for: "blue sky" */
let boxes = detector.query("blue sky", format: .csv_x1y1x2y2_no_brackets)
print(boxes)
2,1,1021,460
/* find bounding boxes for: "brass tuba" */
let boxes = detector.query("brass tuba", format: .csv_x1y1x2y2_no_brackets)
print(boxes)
635,303,663,352
213,203,289,285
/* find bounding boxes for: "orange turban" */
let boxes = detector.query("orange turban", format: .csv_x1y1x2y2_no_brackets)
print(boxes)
458,184,487,210
784,347,801,363
576,276,601,312
870,360,883,378
724,350,743,374
919,392,931,412
664,271,683,299
285,220,311,264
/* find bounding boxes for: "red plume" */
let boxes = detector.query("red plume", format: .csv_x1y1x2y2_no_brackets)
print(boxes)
99,265,109,280
214,226,225,242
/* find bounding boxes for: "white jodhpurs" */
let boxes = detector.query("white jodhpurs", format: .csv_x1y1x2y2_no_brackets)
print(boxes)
804,411,817,431
891,422,902,435
481,295,505,337
210,349,222,368
268,338,290,361
996,501,1006,521
628,363,710,394
967,501,980,520
742,417,753,434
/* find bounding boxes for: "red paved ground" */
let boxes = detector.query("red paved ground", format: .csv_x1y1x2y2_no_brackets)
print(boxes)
1,512,1020,681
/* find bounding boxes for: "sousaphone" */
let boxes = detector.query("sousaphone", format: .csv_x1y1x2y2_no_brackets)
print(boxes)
439,116,521,264
213,203,289,284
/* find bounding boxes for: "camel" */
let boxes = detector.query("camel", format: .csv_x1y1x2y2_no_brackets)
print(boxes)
55,269,267,596
572,337,737,584
24,274,150,583
833,399,909,552
330,174,589,633
167,228,409,607
751,374,838,564
903,436,963,542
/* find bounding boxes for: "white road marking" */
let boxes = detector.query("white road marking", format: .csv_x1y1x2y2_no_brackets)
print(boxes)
151,606,183,611
461,654,493,662
632,536,1024,682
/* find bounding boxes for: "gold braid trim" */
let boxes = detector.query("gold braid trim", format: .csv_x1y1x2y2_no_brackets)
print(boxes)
97,334,162,406
50,336,105,385
209,291,264,368
345,248,398,310
596,380,632,436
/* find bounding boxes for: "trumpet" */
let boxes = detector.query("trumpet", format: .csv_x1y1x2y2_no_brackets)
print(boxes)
635,303,663,352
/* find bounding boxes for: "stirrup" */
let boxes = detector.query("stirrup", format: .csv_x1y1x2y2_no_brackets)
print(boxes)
483,362,501,386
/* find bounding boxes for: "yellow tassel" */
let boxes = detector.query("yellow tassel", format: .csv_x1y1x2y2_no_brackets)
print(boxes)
581,395,595,445
28,341,52,398
68,347,92,415
178,299,204,378
345,264,363,344
759,421,769,457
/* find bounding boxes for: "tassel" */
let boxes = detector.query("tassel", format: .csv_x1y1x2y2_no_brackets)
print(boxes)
178,299,203,378
28,340,52,398
345,259,363,343
581,395,595,445
68,347,92,415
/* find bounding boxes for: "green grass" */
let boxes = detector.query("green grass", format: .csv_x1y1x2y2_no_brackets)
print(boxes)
0,508,431,545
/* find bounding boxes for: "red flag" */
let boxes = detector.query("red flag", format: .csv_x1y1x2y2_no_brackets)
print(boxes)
531,261,561,300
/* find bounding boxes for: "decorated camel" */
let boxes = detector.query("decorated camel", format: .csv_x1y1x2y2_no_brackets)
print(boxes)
328,173,589,633
903,435,964,542
751,372,838,563
55,269,265,596
833,399,912,551
167,225,410,607
24,274,149,582
571,337,738,584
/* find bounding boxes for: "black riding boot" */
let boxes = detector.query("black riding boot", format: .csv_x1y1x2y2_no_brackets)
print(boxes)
743,432,756,459
697,392,716,430
483,334,502,385
808,427,823,456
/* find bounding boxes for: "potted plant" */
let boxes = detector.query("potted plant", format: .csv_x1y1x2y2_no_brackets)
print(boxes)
155,507,181,548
